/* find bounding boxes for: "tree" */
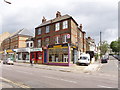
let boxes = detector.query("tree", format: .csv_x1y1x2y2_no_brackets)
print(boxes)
100,41,109,55
110,39,119,54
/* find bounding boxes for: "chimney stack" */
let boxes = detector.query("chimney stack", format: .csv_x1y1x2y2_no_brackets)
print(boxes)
56,11,61,18
80,24,82,30
42,16,46,23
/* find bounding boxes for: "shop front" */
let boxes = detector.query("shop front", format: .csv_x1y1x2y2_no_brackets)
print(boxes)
47,44,72,66
6,49,15,61
14,48,30,62
30,48,43,64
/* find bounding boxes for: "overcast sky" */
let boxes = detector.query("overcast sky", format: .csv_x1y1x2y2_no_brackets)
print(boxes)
0,0,119,44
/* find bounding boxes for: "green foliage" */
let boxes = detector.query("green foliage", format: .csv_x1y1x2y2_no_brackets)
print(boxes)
110,38,120,53
100,41,109,55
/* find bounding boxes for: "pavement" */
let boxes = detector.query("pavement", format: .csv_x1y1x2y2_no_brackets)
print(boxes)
12,60,102,73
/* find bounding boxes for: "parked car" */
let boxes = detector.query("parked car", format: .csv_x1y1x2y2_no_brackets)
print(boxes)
77,54,90,66
3,58,14,65
101,56,108,63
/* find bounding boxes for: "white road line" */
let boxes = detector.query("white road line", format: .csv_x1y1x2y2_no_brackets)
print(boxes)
97,85,114,88
0,77,30,88
42,76,77,84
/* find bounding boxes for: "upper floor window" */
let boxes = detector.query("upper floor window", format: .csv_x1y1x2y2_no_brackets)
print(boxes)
62,34,67,43
30,43,33,47
63,20,68,29
45,37,50,46
79,32,82,37
55,23,60,31
38,28,41,35
26,43,29,47
46,26,49,33
55,36,60,44
37,39,41,48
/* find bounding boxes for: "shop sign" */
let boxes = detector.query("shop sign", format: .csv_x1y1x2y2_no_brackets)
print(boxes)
14,48,30,52
30,48,42,52
67,34,70,39
53,45,62,48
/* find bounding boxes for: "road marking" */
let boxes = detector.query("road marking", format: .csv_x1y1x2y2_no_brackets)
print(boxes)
0,77,30,88
42,76,77,84
97,85,114,88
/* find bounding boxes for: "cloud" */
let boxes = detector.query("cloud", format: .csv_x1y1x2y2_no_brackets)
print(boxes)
0,0,118,45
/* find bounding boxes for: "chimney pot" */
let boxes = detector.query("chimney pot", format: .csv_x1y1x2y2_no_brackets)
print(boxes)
42,16,46,23
56,11,61,18
80,24,82,30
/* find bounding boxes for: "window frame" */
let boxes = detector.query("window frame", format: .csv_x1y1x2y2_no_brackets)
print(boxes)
37,39,42,48
46,26,50,33
63,20,68,29
55,23,60,31
38,28,41,35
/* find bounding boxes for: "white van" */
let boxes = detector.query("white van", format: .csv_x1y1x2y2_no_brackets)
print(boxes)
77,54,90,66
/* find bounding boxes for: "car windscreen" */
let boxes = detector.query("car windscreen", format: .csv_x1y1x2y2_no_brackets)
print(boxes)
80,57,88,60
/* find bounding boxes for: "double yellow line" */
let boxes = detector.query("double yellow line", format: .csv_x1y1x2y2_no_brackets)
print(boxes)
0,77,31,88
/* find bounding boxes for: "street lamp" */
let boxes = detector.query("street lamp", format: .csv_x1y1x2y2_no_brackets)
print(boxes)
4,0,11,4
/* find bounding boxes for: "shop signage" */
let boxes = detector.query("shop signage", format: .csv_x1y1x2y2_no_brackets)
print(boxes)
53,45,62,48
14,48,30,52
67,34,70,39
30,48,42,52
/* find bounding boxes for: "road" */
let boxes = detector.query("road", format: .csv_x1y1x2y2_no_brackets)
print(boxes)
1,56,118,88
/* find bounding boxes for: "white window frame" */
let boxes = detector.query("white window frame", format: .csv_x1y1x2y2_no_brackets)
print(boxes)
46,26,49,33
38,28,41,35
37,39,41,47
55,23,60,31
55,36,59,44
45,37,49,45
63,34,67,43
63,20,68,29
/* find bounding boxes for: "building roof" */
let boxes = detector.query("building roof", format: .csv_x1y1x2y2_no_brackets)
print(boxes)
10,28,34,37
36,14,78,28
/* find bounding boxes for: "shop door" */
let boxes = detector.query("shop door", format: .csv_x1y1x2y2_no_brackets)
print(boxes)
44,50,47,63
36,52,43,64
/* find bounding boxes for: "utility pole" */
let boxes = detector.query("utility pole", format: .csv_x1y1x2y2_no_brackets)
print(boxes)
100,31,102,59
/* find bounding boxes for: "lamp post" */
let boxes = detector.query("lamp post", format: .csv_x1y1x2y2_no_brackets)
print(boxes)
4,0,11,4
100,31,102,59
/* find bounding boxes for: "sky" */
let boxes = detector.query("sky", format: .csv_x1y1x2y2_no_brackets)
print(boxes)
0,0,119,45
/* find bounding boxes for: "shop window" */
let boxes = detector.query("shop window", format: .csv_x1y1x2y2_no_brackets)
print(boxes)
55,23,60,31
63,55,68,62
63,20,68,29
52,55,55,62
37,53,42,59
55,54,59,62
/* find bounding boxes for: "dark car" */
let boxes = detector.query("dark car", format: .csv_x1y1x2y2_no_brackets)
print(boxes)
101,56,108,63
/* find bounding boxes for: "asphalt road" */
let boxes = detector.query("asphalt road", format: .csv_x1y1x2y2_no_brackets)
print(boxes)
1,56,118,88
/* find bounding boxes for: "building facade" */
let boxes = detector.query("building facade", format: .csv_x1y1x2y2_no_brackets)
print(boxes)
34,11,86,66
1,28,34,61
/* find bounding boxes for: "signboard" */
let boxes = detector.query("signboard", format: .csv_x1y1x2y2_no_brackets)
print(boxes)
13,48,30,52
53,45,62,48
67,34,70,39
30,48,42,52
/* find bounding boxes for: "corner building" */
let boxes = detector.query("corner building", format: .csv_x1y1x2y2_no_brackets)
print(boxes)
35,11,86,66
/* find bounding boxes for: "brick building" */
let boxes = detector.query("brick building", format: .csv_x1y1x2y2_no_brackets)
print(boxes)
1,28,34,61
34,11,86,66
